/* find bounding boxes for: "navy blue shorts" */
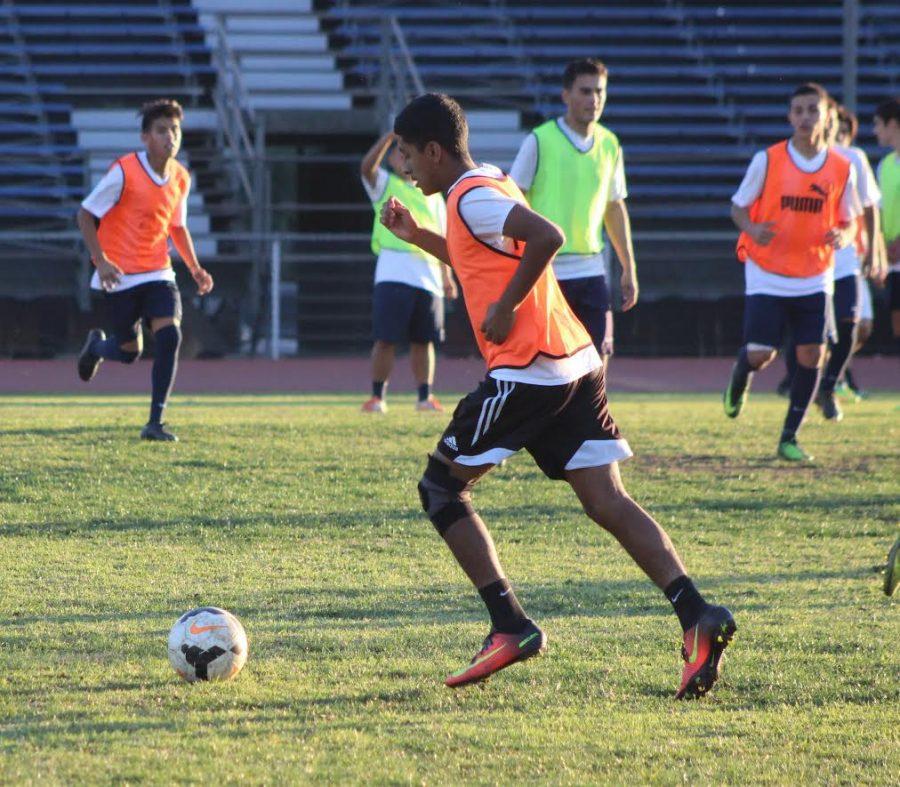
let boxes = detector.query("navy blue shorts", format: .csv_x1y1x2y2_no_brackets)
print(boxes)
558,274,611,350
372,281,444,344
889,271,900,311
832,274,859,323
743,291,830,349
103,280,182,342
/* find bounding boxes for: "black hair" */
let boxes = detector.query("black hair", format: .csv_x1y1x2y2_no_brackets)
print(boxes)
791,83,829,103
393,93,468,159
836,104,859,141
139,98,183,133
875,97,900,125
563,58,608,90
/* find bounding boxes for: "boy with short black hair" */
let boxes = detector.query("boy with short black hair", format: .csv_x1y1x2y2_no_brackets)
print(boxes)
76,98,213,442
510,58,637,366
382,92,734,698
724,83,859,461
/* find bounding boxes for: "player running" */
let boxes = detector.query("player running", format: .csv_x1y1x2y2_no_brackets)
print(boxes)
360,130,456,413
381,93,735,698
509,58,637,367
76,99,213,442
724,83,859,461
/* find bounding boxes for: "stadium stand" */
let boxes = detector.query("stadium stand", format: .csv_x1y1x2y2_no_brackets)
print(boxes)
1,0,895,357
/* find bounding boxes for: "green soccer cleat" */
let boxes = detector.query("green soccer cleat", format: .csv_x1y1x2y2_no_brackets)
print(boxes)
884,536,900,597
834,380,861,403
723,371,749,419
777,439,814,463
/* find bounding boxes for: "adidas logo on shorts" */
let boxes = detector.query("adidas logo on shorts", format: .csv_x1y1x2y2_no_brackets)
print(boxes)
442,435,458,452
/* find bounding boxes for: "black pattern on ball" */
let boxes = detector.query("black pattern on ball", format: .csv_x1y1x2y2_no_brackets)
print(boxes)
181,644,227,680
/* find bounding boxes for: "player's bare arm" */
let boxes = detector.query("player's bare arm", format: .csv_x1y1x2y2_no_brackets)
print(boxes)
604,199,639,311
480,204,565,344
731,203,776,245
77,206,122,291
441,265,458,300
169,225,214,295
360,131,395,189
380,196,451,265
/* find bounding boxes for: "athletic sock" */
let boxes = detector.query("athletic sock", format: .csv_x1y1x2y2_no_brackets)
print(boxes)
90,334,136,363
417,382,431,402
844,367,859,391
820,322,856,395
149,325,181,425
780,364,820,443
730,347,753,398
664,575,709,632
372,380,386,399
478,578,529,634
783,340,798,385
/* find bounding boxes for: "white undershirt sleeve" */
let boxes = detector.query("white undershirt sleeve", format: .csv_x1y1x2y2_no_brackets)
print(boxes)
608,148,628,201
509,134,538,192
80,164,124,218
361,167,389,203
731,151,767,207
839,166,861,223
457,187,519,250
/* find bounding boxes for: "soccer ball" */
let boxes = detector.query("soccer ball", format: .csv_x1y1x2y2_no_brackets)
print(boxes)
167,606,248,682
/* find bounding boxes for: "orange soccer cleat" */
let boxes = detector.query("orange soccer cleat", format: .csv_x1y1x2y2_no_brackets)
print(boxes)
675,605,736,699
361,397,388,414
445,620,546,688
415,395,444,412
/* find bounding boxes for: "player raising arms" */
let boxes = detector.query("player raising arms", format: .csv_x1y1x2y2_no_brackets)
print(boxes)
510,58,637,366
724,83,859,461
360,130,455,414
76,99,213,442
381,93,735,698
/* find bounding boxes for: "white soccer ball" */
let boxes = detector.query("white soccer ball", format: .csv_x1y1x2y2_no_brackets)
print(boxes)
167,607,248,682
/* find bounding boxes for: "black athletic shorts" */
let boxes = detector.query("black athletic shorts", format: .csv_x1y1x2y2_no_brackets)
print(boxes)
889,271,900,311
102,280,182,342
372,281,444,344
436,367,632,480
558,274,612,350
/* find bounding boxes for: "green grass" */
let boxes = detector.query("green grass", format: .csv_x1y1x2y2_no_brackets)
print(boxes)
1,392,898,785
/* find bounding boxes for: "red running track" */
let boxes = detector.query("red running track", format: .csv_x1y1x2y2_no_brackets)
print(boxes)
1,356,897,394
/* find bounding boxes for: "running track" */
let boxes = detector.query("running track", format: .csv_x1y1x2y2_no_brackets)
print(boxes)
1,357,897,394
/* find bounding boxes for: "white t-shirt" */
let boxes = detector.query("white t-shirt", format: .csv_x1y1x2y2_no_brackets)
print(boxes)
832,144,880,280
510,117,627,281
732,141,859,297
82,151,188,292
363,168,445,297
448,164,601,386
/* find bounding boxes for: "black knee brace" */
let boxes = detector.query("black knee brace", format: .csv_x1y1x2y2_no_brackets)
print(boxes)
417,456,475,535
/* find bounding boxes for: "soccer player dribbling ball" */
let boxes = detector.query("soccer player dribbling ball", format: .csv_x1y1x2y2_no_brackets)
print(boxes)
725,83,860,462
381,93,735,698
76,99,213,442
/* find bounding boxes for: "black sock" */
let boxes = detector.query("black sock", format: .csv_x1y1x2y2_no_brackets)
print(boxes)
780,364,819,442
783,341,798,384
820,322,856,395
372,380,386,399
730,346,753,398
150,325,181,424
478,579,529,634
843,367,857,390
91,334,136,363
417,382,431,402
664,576,709,632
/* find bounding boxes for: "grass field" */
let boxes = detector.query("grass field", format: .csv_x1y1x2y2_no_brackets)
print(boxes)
1,391,897,785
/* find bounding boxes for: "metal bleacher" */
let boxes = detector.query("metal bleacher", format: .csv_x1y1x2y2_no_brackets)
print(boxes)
0,0,228,356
